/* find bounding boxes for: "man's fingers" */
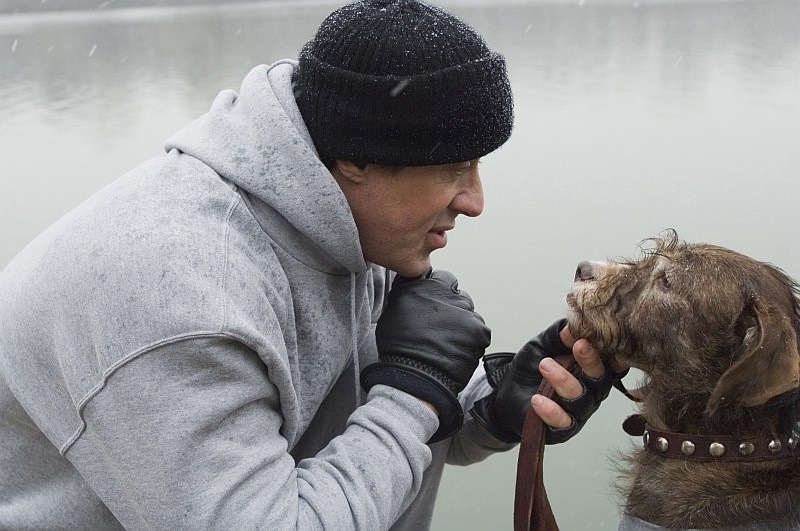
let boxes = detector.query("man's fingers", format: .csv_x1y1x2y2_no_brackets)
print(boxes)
531,394,572,429
536,331,606,430
538,357,583,400
573,338,605,379
558,324,576,349
561,325,605,379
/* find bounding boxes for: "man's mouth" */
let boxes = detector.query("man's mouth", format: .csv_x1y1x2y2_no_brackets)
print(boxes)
427,228,449,249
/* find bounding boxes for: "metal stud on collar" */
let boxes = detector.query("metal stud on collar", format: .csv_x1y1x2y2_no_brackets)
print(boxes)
738,442,755,456
769,440,783,454
680,440,696,456
708,442,726,457
656,437,669,452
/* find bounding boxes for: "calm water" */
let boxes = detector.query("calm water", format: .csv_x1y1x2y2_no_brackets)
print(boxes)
2,0,799,529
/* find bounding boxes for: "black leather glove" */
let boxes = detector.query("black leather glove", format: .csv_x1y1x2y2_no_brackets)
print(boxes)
361,269,491,443
469,319,621,444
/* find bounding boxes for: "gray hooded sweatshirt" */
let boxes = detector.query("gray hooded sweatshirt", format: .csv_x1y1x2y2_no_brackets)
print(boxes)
0,61,511,530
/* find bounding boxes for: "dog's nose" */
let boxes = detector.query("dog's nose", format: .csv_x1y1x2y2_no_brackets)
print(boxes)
575,261,596,282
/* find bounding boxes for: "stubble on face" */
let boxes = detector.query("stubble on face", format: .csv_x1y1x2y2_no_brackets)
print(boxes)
334,160,481,278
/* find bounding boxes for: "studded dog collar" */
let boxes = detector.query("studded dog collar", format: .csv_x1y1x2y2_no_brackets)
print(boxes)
643,424,798,462
622,414,799,462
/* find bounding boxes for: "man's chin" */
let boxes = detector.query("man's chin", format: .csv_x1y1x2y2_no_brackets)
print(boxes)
388,257,432,279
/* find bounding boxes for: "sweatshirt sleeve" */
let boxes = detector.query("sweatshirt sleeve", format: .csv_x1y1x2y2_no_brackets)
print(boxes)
64,335,439,530
445,364,517,466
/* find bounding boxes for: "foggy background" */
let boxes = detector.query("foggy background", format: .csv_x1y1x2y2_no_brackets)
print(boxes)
2,0,799,528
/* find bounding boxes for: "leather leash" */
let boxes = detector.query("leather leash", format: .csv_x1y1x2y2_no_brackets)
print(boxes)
514,354,581,531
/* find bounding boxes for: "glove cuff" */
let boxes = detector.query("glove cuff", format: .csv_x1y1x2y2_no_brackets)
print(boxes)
379,355,459,395
482,352,515,389
361,362,463,443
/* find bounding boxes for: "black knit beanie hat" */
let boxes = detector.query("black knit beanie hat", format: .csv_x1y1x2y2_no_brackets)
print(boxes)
294,0,514,166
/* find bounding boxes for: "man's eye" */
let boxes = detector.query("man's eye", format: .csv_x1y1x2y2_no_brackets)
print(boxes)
453,160,478,177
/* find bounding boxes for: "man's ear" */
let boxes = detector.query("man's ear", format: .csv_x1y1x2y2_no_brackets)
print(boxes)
332,160,367,184
706,297,800,415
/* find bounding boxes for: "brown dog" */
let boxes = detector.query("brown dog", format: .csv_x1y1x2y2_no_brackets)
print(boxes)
566,231,800,529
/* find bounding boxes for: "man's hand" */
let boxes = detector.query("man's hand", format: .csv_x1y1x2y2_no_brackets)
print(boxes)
361,269,491,443
530,329,605,430
469,320,622,444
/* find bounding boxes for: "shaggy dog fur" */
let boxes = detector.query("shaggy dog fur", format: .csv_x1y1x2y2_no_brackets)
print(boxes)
566,231,800,529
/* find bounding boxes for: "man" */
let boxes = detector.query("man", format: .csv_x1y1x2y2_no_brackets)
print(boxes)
0,1,615,529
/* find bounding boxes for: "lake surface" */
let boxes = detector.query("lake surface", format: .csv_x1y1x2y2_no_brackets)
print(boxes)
1,0,799,529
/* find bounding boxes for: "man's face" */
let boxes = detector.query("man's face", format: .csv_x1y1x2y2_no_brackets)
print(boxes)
333,159,484,278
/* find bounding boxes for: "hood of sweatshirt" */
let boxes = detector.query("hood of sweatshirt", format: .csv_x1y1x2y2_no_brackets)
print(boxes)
165,60,366,276
167,61,378,423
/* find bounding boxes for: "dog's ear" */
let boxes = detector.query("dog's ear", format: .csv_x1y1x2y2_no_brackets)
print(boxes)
706,297,800,415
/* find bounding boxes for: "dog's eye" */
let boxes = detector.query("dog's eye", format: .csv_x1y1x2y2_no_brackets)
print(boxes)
654,270,671,290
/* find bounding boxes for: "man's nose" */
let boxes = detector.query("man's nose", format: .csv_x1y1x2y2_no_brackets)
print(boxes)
452,171,484,217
